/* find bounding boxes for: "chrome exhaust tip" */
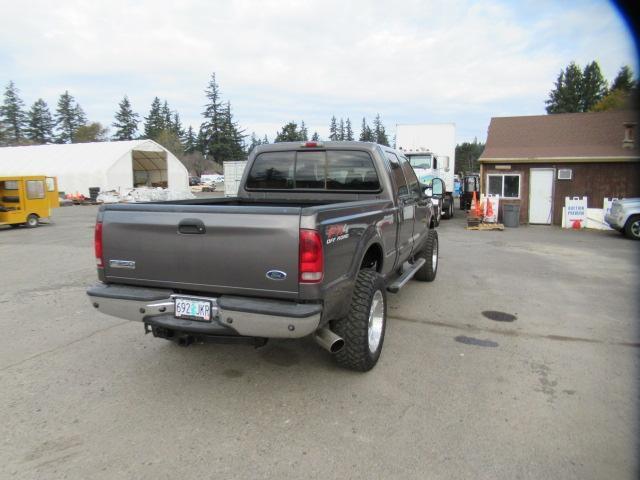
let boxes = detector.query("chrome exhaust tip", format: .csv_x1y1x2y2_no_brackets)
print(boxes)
314,327,345,353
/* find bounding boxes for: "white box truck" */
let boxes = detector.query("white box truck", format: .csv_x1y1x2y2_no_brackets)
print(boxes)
223,160,248,197
396,123,456,218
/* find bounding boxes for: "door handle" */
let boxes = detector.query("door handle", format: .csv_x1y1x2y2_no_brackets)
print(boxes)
178,218,206,234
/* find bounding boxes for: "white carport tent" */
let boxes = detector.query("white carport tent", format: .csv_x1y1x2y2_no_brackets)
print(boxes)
0,140,189,196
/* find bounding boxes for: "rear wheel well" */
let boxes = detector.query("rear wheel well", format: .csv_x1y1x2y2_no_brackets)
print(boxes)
360,243,383,272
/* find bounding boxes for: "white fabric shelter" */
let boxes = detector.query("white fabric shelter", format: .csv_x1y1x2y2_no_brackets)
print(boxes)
0,140,189,195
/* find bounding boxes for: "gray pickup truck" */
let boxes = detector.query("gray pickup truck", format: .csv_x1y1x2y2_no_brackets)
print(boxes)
87,141,442,371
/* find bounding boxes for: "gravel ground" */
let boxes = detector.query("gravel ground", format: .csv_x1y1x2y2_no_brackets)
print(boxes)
0,204,638,479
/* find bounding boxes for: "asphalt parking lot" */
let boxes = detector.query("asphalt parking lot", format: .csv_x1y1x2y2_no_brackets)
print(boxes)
1,204,638,479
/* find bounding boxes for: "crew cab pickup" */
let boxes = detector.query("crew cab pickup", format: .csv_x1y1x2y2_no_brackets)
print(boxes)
87,141,441,371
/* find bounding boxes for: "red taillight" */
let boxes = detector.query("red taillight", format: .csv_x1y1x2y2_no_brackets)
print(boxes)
299,229,323,283
94,222,104,268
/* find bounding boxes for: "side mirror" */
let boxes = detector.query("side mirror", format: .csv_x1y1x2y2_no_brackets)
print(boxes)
432,178,444,197
424,187,433,197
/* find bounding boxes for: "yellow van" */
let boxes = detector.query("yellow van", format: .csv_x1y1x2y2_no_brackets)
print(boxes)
0,176,60,228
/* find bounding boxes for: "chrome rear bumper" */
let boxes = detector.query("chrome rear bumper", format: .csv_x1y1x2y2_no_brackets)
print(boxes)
87,283,322,339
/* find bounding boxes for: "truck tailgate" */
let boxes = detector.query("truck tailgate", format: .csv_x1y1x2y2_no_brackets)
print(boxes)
101,205,301,299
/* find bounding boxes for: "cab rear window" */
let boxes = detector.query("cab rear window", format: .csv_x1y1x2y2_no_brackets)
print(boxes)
246,150,381,191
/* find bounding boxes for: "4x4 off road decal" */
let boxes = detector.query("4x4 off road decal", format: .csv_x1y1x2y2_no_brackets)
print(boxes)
325,224,349,245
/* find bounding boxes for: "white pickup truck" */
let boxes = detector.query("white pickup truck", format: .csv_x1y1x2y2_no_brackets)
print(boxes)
605,198,640,240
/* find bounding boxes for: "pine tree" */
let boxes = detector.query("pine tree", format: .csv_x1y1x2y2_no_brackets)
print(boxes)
581,61,608,111
171,112,184,138
201,72,225,160
275,121,303,142
373,114,389,145
144,97,164,139
221,101,246,160
611,65,636,92
311,131,320,141
359,117,374,142
161,100,172,131
329,116,338,141
545,62,584,113
26,98,54,144
338,118,345,141
300,120,308,141
345,118,354,141
248,132,261,155
112,95,139,140
0,81,27,144
55,91,85,143
262,134,269,144
183,126,197,154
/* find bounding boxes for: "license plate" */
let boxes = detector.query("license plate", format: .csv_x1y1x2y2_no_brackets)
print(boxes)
174,297,212,322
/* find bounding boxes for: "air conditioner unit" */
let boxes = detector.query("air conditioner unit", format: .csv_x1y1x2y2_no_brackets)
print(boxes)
558,169,572,180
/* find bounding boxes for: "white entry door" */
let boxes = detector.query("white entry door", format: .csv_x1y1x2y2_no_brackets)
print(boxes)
529,169,554,224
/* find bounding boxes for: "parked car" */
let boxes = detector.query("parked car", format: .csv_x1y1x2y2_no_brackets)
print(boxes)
87,141,442,371
188,176,201,186
605,198,640,240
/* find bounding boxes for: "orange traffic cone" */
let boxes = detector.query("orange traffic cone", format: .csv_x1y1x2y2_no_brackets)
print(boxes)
475,195,483,218
470,191,478,216
485,197,494,222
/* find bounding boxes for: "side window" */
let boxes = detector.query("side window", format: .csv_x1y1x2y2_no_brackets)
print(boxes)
26,180,45,199
45,177,55,192
399,155,421,199
385,152,408,197
246,152,295,189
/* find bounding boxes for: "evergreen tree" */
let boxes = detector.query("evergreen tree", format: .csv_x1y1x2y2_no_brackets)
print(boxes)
201,72,225,160
0,81,27,144
171,111,184,138
311,131,320,141
373,114,389,146
611,65,636,91
112,95,139,140
455,139,485,174
247,132,261,155
338,118,345,141
161,100,172,130
221,101,246,160
581,61,608,111
345,118,354,141
545,62,584,113
26,98,54,144
144,97,164,139
359,117,374,142
262,134,269,144
54,91,85,143
329,116,339,141
300,120,308,141
183,126,198,154
275,121,303,142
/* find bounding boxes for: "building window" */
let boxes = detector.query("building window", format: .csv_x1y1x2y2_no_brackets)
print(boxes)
487,174,520,198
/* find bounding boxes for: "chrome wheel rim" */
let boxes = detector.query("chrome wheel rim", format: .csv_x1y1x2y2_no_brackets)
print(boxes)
28,217,37,226
632,220,640,238
432,237,438,270
367,290,384,353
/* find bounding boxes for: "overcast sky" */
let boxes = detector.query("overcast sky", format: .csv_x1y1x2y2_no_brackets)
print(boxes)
1,0,637,143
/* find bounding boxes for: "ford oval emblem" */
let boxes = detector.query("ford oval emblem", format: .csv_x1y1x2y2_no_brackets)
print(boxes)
266,270,287,281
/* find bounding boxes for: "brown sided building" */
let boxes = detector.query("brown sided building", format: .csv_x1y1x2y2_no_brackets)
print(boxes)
479,110,640,225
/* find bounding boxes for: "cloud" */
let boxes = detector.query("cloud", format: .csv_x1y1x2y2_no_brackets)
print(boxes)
0,0,636,142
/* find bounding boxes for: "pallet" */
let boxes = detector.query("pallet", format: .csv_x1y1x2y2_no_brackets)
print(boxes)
466,223,505,231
